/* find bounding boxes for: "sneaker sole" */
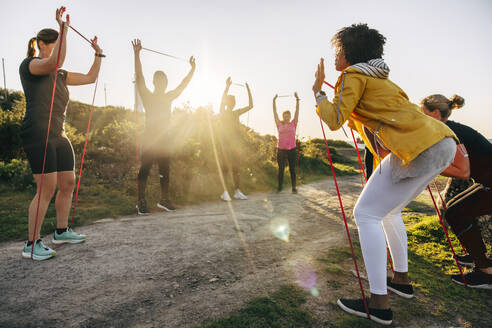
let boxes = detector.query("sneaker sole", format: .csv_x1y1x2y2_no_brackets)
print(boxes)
136,205,150,215
451,278,492,290
221,197,232,202
157,203,176,212
52,238,86,244
387,285,414,299
337,299,392,326
233,197,248,200
22,251,56,261
457,260,474,267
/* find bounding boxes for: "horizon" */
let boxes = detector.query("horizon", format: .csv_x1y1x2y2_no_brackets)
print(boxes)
1,0,491,139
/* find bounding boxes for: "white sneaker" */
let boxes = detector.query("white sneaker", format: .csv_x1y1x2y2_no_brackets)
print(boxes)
221,191,232,201
234,189,248,200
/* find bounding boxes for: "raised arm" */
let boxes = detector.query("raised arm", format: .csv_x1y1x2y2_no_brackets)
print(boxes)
167,56,196,100
313,58,364,131
66,37,103,85
219,77,232,113
293,91,300,124
272,94,280,126
131,39,150,98
234,82,253,116
29,7,69,75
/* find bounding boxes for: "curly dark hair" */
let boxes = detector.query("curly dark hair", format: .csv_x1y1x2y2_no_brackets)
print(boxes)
331,23,386,65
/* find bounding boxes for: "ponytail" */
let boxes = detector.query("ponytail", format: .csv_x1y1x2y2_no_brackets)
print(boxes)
27,37,37,58
448,94,465,110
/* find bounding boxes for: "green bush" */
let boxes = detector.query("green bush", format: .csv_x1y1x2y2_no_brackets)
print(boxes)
0,159,33,189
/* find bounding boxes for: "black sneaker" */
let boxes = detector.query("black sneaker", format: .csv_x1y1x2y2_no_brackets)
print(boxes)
292,188,298,194
157,199,176,212
387,277,414,299
451,269,492,289
454,254,474,267
136,199,150,215
337,298,393,326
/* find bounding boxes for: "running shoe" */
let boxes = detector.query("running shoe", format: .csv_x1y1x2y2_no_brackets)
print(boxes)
234,189,248,200
451,269,492,289
386,277,414,298
22,240,56,261
221,191,232,202
337,298,393,326
454,254,474,267
157,199,176,212
53,228,86,244
136,199,150,215
292,188,298,194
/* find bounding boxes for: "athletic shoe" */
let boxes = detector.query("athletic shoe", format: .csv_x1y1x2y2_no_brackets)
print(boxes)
22,240,56,261
136,199,150,215
234,189,248,200
454,254,474,267
52,228,86,244
157,199,176,212
337,298,393,326
221,191,232,202
387,277,414,298
451,269,492,289
292,188,298,194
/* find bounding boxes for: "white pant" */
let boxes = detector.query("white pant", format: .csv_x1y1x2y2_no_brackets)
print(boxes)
353,147,454,295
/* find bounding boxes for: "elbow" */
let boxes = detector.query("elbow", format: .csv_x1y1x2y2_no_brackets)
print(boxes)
461,167,471,180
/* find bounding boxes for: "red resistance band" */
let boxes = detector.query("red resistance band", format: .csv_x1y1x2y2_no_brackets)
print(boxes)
427,186,468,286
322,80,395,274
31,22,66,258
319,117,370,318
68,78,99,229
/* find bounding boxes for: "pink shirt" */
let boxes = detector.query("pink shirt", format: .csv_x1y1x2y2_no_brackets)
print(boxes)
277,121,297,150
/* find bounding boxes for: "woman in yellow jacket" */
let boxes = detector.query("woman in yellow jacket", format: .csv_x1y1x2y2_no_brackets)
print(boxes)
312,24,461,325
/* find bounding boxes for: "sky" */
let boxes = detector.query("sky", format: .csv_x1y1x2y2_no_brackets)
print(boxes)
2,0,492,140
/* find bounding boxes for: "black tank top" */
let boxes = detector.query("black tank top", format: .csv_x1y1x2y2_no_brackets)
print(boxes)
19,57,69,141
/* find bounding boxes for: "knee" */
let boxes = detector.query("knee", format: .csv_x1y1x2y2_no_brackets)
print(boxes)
58,178,75,194
443,204,462,226
38,182,56,200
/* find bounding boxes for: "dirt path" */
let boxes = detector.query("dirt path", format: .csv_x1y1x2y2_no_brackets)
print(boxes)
0,177,364,328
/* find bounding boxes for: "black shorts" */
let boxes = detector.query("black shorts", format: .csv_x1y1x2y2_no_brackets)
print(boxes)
23,135,75,174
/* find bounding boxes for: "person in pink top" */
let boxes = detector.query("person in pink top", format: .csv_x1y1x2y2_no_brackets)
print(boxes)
273,92,300,193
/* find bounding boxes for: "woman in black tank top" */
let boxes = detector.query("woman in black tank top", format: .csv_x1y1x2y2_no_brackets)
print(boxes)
19,7,104,260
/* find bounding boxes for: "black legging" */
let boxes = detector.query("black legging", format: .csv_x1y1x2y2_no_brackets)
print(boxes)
445,183,492,268
277,148,296,191
364,148,374,180
138,150,170,202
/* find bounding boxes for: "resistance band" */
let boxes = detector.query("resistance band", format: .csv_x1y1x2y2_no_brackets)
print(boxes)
429,181,467,254
30,22,65,258
319,117,370,318
323,80,395,274
427,186,467,286
68,78,99,229
141,47,187,62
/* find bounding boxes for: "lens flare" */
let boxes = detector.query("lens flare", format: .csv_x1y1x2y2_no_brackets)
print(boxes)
263,198,274,213
270,217,290,242
292,261,319,297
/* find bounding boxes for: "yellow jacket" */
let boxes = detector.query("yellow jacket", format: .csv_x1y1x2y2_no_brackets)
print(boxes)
316,64,457,165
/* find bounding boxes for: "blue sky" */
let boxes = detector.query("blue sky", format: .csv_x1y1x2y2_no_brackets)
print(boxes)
2,0,492,139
